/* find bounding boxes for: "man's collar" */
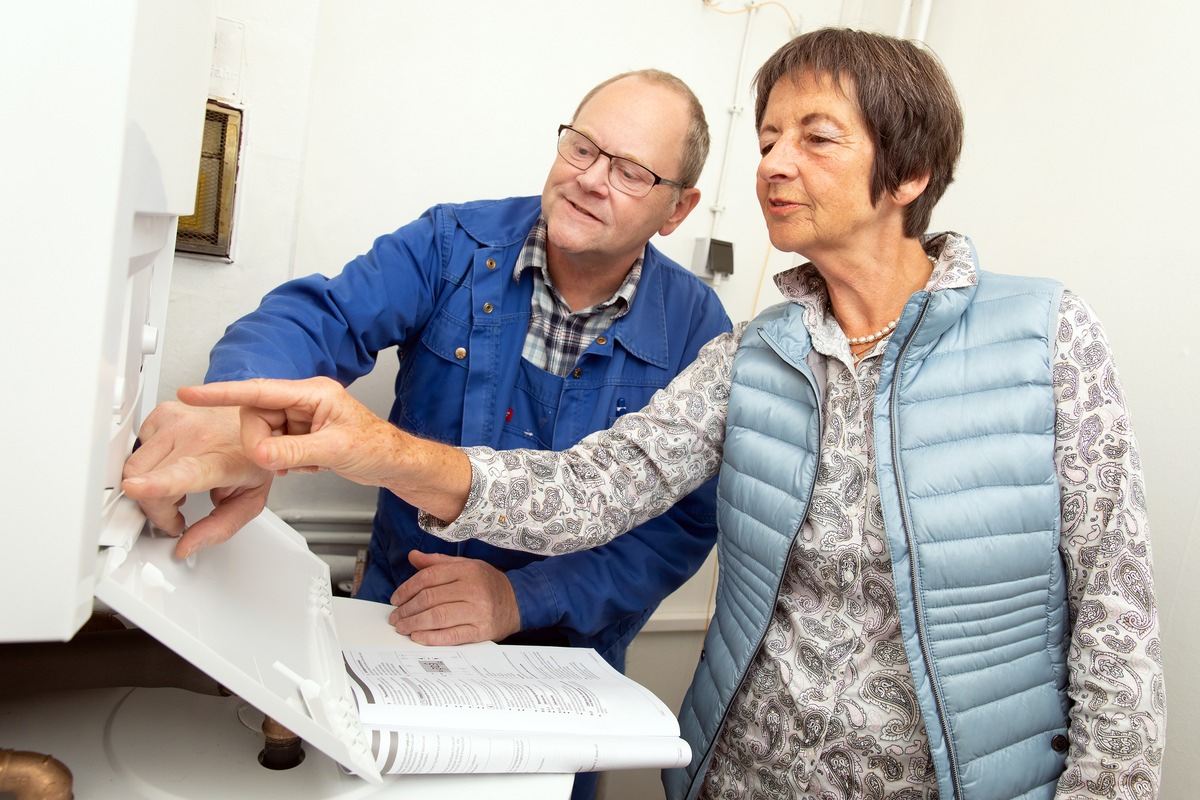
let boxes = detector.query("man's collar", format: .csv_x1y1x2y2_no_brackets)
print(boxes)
514,216,643,315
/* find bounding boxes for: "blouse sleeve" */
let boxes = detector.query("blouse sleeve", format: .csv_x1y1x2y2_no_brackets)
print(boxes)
1052,291,1165,799
421,326,746,553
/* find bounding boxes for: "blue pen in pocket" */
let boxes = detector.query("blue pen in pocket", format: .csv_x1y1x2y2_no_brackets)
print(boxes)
615,397,627,416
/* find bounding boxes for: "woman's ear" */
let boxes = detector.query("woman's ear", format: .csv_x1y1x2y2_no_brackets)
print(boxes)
893,172,931,207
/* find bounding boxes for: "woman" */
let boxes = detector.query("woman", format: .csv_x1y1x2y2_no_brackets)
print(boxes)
175,27,1163,800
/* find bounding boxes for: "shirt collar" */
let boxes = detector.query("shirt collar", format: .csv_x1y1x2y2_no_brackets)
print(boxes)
513,215,641,316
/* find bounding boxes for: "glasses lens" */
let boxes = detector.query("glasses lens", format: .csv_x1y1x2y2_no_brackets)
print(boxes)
558,128,598,169
608,158,656,197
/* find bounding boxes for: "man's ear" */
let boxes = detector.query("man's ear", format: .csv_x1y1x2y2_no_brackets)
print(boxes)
658,187,702,237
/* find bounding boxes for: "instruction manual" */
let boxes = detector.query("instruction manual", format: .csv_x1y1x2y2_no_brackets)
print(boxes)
343,643,691,775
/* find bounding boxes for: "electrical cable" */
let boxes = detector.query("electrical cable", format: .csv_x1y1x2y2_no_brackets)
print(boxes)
750,243,780,317
702,0,799,34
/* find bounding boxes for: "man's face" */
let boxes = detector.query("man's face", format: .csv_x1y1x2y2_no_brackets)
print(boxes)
541,76,697,277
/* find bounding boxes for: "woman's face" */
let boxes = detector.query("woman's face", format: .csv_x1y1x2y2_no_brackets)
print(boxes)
756,72,885,261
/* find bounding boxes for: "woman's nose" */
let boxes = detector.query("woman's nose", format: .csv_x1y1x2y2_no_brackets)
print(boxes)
758,143,796,183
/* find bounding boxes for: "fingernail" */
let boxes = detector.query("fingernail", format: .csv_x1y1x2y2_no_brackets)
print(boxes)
124,477,146,486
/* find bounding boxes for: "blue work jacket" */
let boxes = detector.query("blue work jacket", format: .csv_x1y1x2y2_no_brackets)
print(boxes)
207,195,730,670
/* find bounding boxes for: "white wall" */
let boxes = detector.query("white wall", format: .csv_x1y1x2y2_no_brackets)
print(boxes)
160,2,1199,798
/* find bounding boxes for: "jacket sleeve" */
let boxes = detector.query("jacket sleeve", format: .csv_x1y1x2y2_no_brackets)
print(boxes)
205,208,446,384
501,286,731,661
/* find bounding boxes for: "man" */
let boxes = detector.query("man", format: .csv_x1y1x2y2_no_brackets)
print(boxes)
126,70,728,684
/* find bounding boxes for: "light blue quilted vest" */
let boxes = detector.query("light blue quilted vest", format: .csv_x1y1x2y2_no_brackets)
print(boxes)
665,269,1070,800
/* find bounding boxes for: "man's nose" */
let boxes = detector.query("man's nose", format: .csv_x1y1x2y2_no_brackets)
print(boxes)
577,155,612,194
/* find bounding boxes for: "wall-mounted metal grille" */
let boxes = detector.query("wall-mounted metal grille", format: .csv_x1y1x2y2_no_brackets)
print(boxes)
176,101,241,258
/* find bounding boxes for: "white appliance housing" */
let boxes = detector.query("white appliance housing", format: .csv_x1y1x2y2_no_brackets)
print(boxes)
0,4,570,797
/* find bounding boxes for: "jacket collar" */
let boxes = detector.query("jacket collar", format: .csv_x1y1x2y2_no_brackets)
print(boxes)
767,232,981,351
606,250,671,368
455,195,544,247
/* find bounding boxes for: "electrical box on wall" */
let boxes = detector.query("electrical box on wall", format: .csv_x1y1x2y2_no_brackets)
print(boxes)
176,100,242,259
693,236,734,277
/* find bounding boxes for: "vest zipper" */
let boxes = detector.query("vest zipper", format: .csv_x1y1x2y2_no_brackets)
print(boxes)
687,350,821,800
888,296,964,799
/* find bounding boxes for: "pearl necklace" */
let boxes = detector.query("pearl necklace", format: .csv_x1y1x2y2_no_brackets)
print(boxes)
848,319,899,345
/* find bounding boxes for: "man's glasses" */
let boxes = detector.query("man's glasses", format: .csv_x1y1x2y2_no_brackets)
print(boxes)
556,125,686,198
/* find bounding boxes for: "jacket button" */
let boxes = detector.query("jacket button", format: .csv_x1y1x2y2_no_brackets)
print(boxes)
572,367,583,378
454,347,467,360
596,336,607,345
486,258,497,270
1050,734,1069,752
483,302,494,313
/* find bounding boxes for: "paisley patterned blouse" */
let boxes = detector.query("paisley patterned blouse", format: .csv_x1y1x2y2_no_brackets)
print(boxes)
426,232,1164,799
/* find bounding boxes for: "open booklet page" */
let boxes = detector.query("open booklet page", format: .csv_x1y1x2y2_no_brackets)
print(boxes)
343,644,690,774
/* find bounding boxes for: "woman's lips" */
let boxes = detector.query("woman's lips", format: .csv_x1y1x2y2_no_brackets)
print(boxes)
766,197,803,213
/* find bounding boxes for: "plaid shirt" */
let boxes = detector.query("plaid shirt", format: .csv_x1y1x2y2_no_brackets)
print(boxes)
516,217,640,377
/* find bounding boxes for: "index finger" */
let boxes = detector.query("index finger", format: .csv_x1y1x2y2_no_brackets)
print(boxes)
178,379,317,411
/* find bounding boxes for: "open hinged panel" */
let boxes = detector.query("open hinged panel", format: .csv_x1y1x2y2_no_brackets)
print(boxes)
94,499,383,784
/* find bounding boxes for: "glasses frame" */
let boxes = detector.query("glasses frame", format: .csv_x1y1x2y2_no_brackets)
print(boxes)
556,124,686,197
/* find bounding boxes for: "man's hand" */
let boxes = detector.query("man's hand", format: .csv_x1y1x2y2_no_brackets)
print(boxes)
121,402,273,559
388,551,521,645
176,377,473,524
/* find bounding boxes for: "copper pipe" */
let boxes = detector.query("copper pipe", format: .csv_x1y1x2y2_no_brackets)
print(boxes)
0,749,73,800
258,716,305,770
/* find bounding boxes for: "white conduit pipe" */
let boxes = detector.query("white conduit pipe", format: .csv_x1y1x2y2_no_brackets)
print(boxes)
915,0,934,43
897,0,915,37
898,0,935,42
707,4,760,245
275,509,375,526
